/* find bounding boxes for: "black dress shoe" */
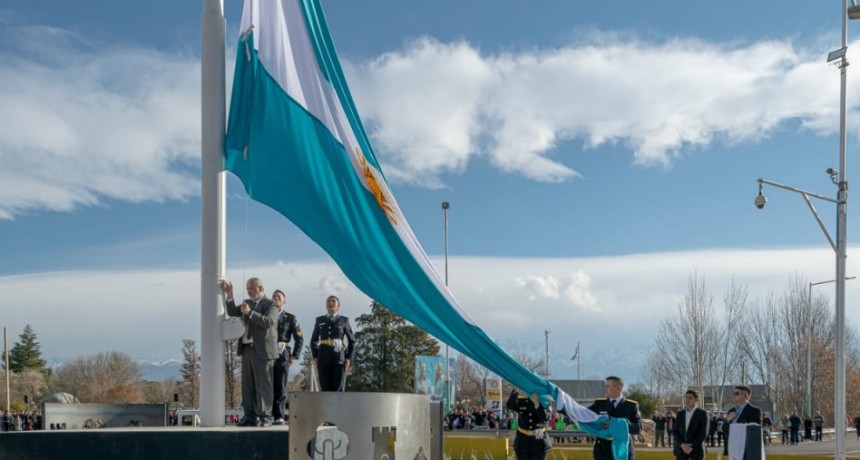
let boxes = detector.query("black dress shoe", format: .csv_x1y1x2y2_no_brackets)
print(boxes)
237,417,257,427
259,419,273,427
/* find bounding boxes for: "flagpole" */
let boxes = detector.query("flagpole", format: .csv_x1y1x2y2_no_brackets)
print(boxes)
442,201,450,416
200,0,227,427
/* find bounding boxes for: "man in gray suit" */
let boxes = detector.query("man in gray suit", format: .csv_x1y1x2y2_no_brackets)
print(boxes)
222,277,280,427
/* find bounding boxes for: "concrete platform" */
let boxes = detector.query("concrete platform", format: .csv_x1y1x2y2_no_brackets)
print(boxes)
0,427,290,460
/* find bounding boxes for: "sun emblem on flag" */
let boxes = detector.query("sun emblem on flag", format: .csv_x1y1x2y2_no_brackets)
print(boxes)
357,148,397,225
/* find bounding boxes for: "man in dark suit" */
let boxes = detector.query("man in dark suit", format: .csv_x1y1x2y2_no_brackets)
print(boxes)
723,385,763,459
311,295,356,391
673,390,708,460
221,277,280,426
588,376,641,460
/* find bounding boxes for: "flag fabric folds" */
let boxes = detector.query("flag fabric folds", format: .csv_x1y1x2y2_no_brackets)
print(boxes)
224,0,599,425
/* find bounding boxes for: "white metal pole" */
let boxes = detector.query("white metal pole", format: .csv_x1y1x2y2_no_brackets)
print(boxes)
807,283,813,417
442,201,450,416
835,0,849,457
200,0,227,427
4,327,9,413
544,330,550,378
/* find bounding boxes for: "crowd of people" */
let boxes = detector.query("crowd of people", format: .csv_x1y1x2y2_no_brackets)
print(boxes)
445,407,506,430
0,411,41,431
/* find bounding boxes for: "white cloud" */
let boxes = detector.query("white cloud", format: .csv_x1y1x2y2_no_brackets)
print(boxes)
3,247,857,363
514,271,598,311
348,37,858,185
563,270,598,311
2,24,857,216
515,275,561,301
0,26,200,219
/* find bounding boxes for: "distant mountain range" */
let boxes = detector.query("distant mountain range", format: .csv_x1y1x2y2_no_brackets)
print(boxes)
495,339,650,383
45,341,651,384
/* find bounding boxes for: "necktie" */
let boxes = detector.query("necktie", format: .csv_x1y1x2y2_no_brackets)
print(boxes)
612,399,618,408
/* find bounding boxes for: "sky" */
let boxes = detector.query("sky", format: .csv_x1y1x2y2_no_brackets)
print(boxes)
2,0,860,382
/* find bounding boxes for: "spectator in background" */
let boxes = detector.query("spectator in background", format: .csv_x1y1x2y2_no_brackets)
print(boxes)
789,412,801,445
652,411,668,447
716,413,727,446
666,411,676,446
762,412,773,445
813,411,824,442
707,414,718,447
803,415,813,441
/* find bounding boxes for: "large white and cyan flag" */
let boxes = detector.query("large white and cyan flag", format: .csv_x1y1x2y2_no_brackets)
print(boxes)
224,0,598,424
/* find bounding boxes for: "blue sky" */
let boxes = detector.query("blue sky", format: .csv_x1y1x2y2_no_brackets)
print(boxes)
1,1,860,381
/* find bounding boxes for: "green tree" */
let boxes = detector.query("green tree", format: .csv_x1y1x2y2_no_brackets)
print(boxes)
4,325,48,374
626,386,658,418
348,301,440,392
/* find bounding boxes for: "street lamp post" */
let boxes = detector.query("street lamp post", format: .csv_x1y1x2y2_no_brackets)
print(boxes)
442,201,450,416
757,3,860,458
807,277,856,418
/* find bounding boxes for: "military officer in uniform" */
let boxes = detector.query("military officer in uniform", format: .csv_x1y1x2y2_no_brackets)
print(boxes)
271,289,303,425
507,389,551,460
310,295,356,391
588,376,641,460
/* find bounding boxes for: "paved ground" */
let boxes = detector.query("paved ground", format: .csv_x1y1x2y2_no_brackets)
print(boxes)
637,436,860,457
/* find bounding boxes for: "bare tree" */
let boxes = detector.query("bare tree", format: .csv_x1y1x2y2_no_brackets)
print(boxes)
0,369,47,406
501,351,545,396
648,271,747,409
707,277,746,409
453,355,482,408
651,272,722,399
224,339,241,409
53,351,143,403
179,339,200,408
641,353,673,400
738,291,782,405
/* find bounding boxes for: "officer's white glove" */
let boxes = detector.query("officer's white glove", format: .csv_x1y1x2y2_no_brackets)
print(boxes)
277,342,286,354
534,429,544,439
332,339,344,352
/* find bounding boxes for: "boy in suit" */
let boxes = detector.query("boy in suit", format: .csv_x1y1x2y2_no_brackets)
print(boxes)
673,390,708,460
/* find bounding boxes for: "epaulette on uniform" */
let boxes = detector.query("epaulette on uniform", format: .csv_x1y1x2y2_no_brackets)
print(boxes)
624,399,638,404
594,398,608,401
